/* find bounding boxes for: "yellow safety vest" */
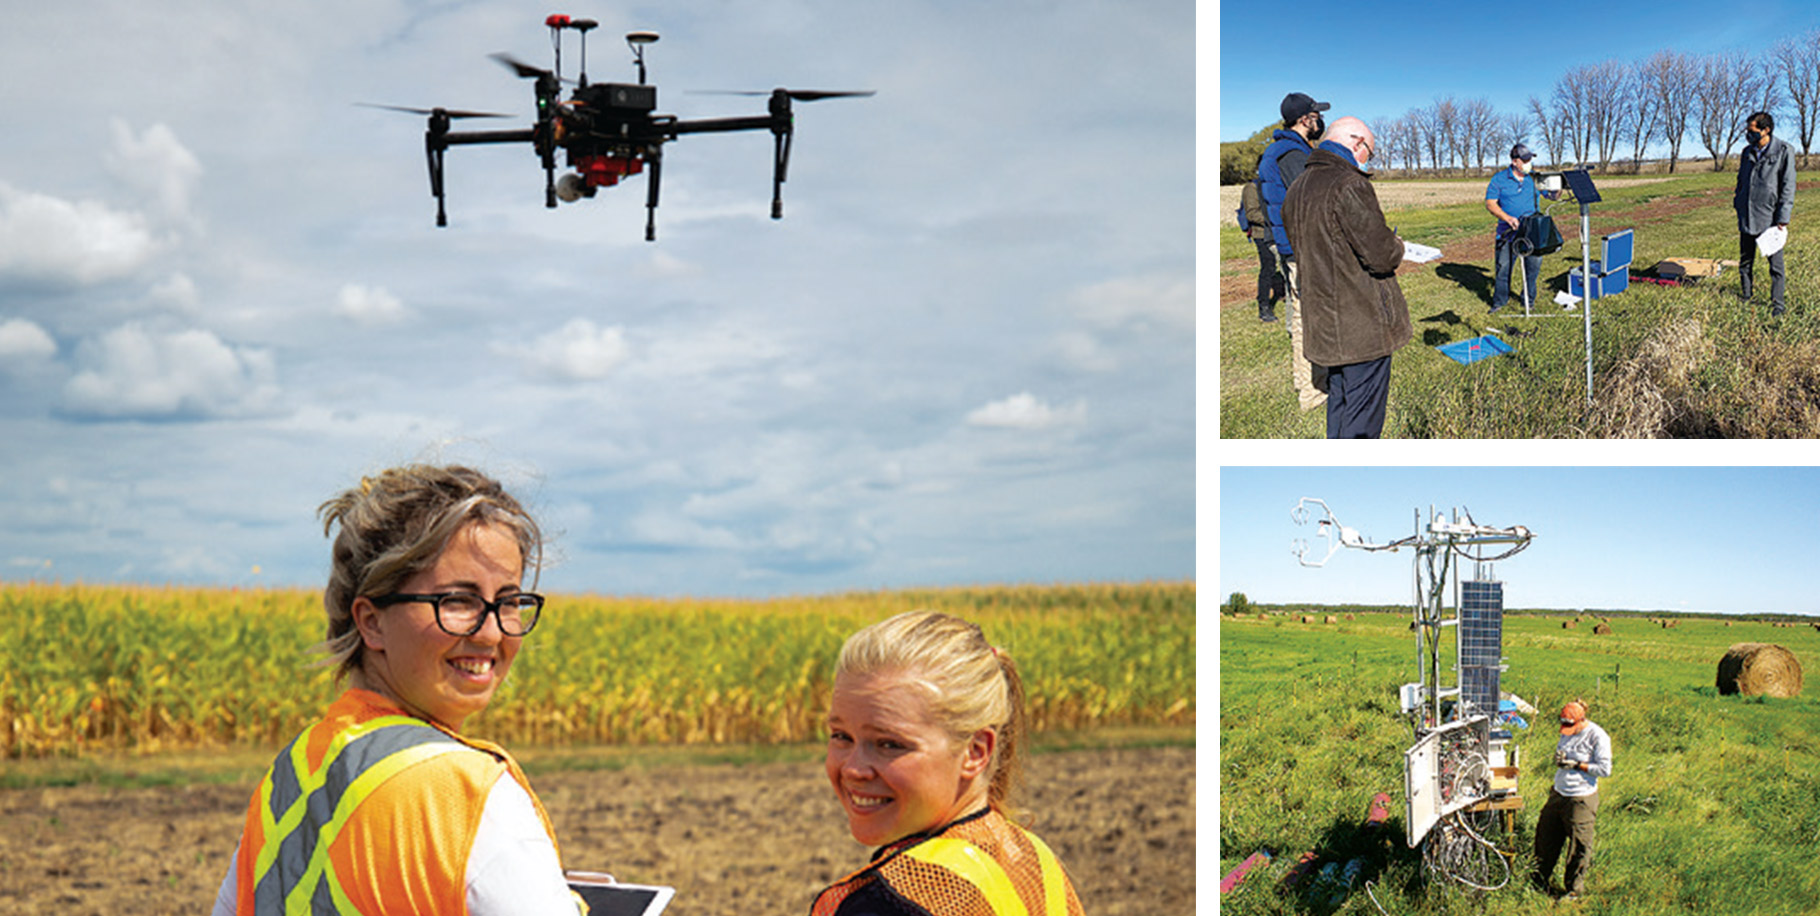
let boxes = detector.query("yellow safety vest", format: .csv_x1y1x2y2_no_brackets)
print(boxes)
811,809,1084,916
233,689,559,915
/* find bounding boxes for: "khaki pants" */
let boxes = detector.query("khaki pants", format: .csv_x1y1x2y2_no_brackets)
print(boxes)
1533,789,1599,895
1283,259,1329,410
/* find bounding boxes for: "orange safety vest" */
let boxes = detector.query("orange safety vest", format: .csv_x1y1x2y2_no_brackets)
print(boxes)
233,689,561,915
810,809,1084,916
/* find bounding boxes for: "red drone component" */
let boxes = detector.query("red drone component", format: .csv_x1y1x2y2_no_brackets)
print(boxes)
545,14,571,28
576,154,644,188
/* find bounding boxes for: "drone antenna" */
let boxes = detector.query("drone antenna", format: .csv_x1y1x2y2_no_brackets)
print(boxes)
627,30,659,85
570,19,597,87
544,14,570,82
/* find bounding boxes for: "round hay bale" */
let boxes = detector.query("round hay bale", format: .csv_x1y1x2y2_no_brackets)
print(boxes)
1323,615,1338,624
1716,643,1803,698
1300,614,1314,624
1593,623,1613,635
1562,620,1578,629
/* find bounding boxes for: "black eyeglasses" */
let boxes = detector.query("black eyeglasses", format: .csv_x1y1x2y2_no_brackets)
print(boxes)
372,592,545,637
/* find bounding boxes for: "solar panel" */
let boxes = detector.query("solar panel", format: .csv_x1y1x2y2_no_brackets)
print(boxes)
1459,579,1503,721
1563,168,1600,203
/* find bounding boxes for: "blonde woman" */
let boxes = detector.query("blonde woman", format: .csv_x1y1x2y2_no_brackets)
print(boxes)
212,465,582,916
813,611,1083,916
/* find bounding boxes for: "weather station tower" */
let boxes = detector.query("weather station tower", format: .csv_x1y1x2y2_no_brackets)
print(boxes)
1293,498,1536,891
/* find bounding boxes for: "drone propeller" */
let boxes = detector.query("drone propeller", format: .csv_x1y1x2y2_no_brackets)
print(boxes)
691,89,876,102
358,103,514,119
490,52,577,84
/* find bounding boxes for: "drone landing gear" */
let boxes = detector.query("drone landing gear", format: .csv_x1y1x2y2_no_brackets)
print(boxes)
427,135,449,228
643,149,662,242
770,90,793,221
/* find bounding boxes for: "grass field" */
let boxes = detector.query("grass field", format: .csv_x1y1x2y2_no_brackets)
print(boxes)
1220,171,1820,438
0,581,1195,768
1219,609,1820,914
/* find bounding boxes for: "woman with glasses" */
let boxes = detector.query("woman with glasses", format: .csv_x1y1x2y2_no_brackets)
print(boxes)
213,464,582,916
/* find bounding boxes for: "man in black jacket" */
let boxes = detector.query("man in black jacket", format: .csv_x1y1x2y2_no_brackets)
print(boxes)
1282,116,1410,438
1258,92,1331,410
1734,111,1797,316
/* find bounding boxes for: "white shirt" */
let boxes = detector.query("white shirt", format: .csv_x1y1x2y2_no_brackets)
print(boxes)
1552,721,1613,797
211,771,579,915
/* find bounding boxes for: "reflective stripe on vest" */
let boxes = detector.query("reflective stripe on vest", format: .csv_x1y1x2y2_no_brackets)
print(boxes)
249,714,464,915
902,831,1072,916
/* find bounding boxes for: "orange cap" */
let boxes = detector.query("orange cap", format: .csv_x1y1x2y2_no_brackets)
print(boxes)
1558,701,1587,735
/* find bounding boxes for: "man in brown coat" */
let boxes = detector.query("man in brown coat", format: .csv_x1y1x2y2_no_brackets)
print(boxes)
1282,116,1411,438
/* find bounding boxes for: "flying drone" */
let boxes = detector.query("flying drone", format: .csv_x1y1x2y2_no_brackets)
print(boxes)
366,14,873,239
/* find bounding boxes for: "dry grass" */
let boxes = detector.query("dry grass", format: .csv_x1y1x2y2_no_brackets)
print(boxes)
1587,317,1713,437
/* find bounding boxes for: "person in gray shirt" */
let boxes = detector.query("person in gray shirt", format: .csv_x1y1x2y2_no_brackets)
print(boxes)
1532,699,1613,900
1734,110,1797,316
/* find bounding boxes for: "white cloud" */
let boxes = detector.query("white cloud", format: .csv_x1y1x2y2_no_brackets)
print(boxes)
62,323,278,419
1052,329,1118,372
965,392,1086,430
0,182,159,285
507,318,631,382
103,120,202,225
150,273,201,313
1074,273,1194,331
626,506,743,550
334,283,410,326
0,318,57,361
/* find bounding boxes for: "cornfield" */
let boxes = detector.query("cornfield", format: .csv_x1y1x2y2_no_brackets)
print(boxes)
2,581,1194,760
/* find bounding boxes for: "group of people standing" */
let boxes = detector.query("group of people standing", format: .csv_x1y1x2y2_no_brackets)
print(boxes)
1247,91,1409,438
211,464,1082,916
1244,92,1798,439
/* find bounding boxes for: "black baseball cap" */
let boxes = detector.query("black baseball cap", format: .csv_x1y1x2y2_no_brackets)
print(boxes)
1281,93,1331,123
1510,143,1536,162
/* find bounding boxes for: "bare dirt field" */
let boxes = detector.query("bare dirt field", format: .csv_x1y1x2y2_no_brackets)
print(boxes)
1216,177,1680,227
0,746,1193,916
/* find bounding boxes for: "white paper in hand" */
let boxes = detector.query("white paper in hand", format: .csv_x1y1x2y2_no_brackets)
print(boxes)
1401,241,1442,263
1757,225,1788,258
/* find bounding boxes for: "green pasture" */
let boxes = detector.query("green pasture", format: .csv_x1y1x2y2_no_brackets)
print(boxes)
1220,172,1820,438
1219,610,1820,914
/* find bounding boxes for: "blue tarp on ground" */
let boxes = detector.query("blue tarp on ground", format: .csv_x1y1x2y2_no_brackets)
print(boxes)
1436,334,1513,365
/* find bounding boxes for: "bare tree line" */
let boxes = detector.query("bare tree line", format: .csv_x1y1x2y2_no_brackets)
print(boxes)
1366,33,1820,177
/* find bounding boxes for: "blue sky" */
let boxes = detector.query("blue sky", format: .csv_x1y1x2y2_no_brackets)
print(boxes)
1219,467,1820,617
1219,0,1820,146
0,1,1193,596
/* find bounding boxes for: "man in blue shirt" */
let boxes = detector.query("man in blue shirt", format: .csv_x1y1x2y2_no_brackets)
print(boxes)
1485,144,1558,312
1258,92,1331,411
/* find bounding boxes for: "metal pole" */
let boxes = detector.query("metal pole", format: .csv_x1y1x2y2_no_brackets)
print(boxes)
1581,202,1594,408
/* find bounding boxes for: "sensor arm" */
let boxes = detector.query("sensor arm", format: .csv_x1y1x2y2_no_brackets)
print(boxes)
424,127,538,226
665,102,795,220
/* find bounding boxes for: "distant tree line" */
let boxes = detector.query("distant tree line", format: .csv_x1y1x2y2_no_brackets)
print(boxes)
1232,603,1814,623
1222,32,1820,183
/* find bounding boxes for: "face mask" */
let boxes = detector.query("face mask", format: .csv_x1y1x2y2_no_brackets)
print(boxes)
1747,129,1764,146
1307,115,1325,141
